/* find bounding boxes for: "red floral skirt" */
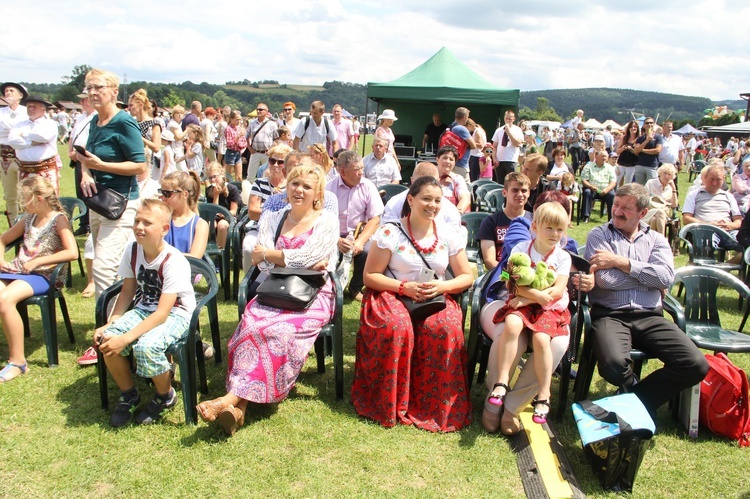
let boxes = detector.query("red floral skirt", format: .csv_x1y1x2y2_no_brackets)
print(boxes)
492,303,570,338
351,289,472,432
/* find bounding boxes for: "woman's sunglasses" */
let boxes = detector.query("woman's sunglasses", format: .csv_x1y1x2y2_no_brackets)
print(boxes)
158,189,182,198
269,158,285,166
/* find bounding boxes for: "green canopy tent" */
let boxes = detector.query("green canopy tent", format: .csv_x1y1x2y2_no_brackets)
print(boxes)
366,47,519,160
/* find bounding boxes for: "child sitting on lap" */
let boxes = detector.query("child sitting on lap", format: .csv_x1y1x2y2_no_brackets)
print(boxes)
94,198,196,427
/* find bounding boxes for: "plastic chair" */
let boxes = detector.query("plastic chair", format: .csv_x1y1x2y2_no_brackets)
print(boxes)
688,160,706,183
471,179,500,211
17,262,75,367
465,269,582,420
461,212,490,274
378,183,408,205
484,189,506,214
59,197,87,288
230,211,250,299
198,203,235,300
237,266,344,399
95,257,219,424
475,184,503,212
665,266,750,353
678,223,742,278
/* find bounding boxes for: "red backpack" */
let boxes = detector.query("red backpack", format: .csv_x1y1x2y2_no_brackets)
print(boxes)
699,353,750,447
438,127,468,159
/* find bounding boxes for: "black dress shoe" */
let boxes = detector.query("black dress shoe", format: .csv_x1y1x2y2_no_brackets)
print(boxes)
73,227,90,236
582,217,590,224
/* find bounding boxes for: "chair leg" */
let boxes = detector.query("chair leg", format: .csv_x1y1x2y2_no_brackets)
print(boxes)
177,340,199,425
97,349,109,408
314,336,326,374
18,303,30,338
556,355,571,420
477,345,490,386
40,298,59,367
196,338,208,394
574,334,595,402
222,252,231,300
207,298,222,365
333,325,344,400
58,294,75,343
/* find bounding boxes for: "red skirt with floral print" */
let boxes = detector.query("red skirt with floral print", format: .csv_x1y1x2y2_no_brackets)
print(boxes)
492,303,571,338
351,289,472,432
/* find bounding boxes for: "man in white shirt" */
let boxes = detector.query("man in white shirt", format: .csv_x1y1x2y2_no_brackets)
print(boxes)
685,133,697,165
245,102,278,180
331,104,354,152
293,101,338,153
658,120,685,171
381,162,460,227
0,82,28,220
491,110,523,184
363,137,400,186
7,94,61,193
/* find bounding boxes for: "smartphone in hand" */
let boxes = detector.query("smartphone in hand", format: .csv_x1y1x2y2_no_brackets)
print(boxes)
73,145,89,156
417,267,435,283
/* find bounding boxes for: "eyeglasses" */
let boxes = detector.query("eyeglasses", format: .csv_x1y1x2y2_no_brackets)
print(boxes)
283,108,293,112
256,108,267,112
268,158,285,166
644,121,654,125
84,84,110,93
483,149,493,154
208,174,223,179
158,189,182,198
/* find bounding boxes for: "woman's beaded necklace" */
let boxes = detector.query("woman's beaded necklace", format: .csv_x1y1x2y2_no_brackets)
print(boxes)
406,214,439,254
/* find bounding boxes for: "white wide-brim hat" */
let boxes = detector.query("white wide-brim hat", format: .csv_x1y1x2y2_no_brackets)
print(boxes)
377,109,398,121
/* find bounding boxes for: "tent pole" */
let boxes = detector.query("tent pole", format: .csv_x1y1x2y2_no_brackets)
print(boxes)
362,96,369,157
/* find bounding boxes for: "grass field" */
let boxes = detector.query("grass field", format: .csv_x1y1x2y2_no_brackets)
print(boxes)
0,146,749,498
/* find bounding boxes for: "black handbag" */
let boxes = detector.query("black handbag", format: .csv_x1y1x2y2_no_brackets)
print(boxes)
387,222,446,321
83,182,128,220
255,211,327,310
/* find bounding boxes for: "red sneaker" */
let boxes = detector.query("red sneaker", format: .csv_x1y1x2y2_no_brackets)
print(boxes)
77,346,98,366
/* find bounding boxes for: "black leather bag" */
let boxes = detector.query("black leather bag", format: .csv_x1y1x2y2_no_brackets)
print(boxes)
83,183,128,220
397,294,446,322
256,267,327,310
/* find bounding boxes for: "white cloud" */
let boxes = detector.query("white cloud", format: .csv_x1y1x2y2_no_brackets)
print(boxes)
0,1,745,100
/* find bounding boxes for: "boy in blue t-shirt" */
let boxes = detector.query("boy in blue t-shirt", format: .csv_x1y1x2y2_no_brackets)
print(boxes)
94,198,196,427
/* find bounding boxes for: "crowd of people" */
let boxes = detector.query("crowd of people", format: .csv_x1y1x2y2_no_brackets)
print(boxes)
0,73,746,441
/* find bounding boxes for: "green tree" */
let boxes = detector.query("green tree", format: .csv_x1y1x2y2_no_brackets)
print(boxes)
534,97,563,122
161,89,184,108
518,106,535,120
61,64,92,91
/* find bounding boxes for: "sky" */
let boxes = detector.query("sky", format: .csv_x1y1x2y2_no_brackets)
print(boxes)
2,0,746,101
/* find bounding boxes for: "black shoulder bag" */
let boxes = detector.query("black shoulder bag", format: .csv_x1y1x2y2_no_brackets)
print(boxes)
255,211,328,310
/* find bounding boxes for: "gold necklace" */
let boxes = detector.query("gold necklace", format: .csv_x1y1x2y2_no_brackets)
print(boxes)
288,210,314,225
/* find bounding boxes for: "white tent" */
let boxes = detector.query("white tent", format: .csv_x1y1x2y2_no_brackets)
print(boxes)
703,121,750,133
601,119,622,130
583,118,604,129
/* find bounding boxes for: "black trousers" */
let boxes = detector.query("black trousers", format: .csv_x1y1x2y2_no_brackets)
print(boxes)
591,307,708,415
581,188,614,218
494,161,516,184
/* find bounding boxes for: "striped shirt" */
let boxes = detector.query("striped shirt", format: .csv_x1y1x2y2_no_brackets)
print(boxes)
585,221,674,310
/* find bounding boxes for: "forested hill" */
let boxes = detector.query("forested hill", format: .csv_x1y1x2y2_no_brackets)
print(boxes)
520,88,742,123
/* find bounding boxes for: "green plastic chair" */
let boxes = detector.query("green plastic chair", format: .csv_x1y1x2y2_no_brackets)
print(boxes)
688,160,706,183
198,202,235,300
59,197,87,288
95,256,219,424
237,267,345,399
678,223,742,274
484,189,506,213
666,266,750,353
470,179,500,210
17,262,75,367
475,183,503,212
378,183,408,205
460,212,490,274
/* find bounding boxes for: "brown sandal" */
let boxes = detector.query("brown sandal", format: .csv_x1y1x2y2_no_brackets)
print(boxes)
196,399,227,423
216,405,245,436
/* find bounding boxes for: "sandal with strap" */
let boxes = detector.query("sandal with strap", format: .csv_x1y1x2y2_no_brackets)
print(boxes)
216,405,245,436
488,382,510,407
531,398,551,425
0,361,28,383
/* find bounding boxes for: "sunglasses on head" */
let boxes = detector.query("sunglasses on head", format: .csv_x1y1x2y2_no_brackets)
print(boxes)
158,188,182,198
269,158,285,166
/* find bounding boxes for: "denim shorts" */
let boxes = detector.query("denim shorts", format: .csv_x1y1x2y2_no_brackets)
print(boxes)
225,148,241,165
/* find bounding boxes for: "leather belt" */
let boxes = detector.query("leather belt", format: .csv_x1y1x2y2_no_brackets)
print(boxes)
19,156,56,173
